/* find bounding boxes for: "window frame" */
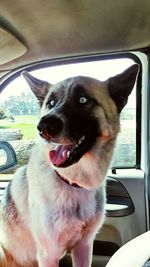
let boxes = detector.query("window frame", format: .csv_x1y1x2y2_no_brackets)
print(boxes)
0,52,142,170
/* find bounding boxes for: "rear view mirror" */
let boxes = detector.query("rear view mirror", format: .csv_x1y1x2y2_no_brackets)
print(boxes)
0,141,17,172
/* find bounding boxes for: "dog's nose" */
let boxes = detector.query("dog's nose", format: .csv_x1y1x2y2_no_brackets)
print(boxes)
37,115,63,137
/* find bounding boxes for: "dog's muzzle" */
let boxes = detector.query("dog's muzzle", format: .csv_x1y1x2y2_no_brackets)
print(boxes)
37,113,99,168
37,114,63,140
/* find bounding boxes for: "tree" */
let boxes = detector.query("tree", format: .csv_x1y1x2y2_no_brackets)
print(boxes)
0,107,14,121
0,108,7,119
3,92,39,115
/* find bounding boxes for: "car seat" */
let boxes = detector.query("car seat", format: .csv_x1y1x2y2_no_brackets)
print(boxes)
106,231,150,267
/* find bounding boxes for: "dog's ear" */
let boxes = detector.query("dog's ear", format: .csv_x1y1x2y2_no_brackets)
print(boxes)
108,64,139,113
22,71,51,106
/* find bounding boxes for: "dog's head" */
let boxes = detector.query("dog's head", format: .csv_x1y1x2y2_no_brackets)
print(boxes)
22,65,138,188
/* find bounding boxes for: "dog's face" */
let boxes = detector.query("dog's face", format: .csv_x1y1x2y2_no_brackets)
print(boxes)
22,65,138,188
39,78,102,168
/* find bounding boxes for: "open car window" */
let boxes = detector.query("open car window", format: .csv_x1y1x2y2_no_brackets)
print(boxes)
0,57,137,176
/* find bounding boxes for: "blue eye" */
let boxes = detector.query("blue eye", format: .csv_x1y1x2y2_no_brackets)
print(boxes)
50,99,55,106
79,96,88,104
47,99,56,108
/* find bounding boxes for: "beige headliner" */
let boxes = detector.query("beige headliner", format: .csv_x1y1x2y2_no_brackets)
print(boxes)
0,0,150,78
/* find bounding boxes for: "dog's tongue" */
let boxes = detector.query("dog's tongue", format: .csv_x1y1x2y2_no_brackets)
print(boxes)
49,144,71,166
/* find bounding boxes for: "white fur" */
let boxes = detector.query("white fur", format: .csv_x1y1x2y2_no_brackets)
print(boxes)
0,141,106,267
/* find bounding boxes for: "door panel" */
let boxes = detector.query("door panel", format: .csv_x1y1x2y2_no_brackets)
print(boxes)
92,169,146,265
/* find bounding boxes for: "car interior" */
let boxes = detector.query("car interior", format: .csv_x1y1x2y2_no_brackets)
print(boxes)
0,1,150,266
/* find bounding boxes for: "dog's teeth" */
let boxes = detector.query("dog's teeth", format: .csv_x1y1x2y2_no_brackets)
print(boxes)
62,150,67,158
62,150,70,158
67,151,70,158
78,139,82,145
78,135,85,145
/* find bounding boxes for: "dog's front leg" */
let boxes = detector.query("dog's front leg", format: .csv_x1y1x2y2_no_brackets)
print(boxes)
35,238,60,267
37,250,59,267
71,237,93,267
72,214,102,267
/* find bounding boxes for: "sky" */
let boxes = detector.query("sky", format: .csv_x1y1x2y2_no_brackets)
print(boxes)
0,58,135,107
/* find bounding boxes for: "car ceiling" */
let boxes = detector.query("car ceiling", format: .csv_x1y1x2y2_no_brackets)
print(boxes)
0,0,150,79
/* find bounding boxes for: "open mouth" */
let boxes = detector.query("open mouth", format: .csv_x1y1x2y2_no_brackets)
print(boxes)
39,123,99,168
49,135,87,167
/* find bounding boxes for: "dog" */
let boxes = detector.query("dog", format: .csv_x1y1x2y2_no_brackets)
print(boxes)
0,64,138,267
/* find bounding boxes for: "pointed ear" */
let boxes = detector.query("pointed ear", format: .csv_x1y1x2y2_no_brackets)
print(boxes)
22,71,51,106
108,64,139,113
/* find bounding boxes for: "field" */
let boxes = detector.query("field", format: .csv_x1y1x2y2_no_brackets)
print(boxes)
0,115,38,140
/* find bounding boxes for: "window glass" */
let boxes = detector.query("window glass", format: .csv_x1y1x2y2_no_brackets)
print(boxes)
0,58,137,176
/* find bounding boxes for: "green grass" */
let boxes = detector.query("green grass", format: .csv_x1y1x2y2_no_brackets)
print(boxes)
0,125,10,129
0,115,38,140
11,123,37,139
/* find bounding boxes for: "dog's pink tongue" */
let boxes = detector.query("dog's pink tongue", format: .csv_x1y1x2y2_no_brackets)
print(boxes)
49,145,70,166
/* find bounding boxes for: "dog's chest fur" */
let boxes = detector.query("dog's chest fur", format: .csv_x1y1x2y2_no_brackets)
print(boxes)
2,157,105,264
27,158,105,249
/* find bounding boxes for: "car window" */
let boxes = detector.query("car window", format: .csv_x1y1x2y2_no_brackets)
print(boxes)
0,58,137,176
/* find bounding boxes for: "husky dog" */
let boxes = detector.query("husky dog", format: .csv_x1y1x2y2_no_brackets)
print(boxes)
0,64,138,267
